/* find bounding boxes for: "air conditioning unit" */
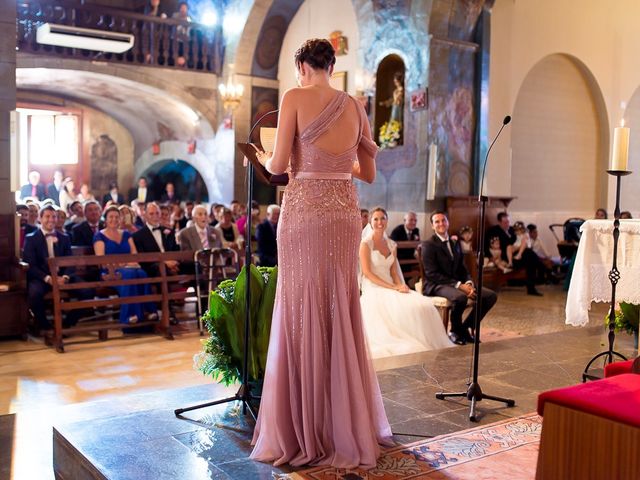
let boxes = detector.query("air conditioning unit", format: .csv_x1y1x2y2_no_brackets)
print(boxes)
36,23,134,53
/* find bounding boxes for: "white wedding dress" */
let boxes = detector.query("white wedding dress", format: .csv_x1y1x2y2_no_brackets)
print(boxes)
360,237,452,359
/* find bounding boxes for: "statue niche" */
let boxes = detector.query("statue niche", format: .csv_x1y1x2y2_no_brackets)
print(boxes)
375,55,405,149
90,134,117,194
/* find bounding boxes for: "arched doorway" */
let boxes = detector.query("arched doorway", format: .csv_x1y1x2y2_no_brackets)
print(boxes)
141,159,209,203
511,54,607,214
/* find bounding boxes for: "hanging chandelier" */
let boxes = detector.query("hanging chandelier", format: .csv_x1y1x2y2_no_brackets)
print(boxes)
218,67,244,114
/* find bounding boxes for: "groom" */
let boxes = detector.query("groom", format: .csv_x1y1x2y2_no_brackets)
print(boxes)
421,210,497,345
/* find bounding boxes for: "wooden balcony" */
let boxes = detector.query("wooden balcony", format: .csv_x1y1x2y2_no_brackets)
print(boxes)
17,0,225,74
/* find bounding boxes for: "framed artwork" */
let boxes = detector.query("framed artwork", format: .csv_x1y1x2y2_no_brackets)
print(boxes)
330,71,347,92
410,88,428,111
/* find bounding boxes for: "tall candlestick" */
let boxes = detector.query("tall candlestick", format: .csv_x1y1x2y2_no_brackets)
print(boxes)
610,125,630,171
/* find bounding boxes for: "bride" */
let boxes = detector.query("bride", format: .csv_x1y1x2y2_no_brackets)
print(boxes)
360,207,452,358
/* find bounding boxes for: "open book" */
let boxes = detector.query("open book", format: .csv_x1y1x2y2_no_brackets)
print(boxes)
237,142,288,186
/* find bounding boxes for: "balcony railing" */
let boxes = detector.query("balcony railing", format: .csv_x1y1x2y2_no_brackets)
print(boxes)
17,0,225,74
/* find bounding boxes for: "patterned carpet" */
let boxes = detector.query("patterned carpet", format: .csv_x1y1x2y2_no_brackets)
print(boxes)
279,413,541,479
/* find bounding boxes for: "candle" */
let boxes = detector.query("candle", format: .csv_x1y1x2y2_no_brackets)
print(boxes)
610,125,629,171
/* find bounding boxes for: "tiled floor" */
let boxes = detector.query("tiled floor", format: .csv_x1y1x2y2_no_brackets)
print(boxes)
1,284,638,479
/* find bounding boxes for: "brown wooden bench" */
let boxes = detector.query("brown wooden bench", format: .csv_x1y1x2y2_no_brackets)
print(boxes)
46,251,198,352
463,252,527,290
395,240,421,286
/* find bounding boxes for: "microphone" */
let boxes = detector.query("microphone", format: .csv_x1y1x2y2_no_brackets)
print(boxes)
479,115,512,199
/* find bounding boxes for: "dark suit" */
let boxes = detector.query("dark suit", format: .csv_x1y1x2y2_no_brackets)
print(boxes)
422,234,497,337
20,183,46,201
23,230,72,329
71,221,104,247
390,225,420,273
102,192,125,206
486,224,541,293
160,193,181,204
132,225,178,276
256,219,278,267
46,183,62,205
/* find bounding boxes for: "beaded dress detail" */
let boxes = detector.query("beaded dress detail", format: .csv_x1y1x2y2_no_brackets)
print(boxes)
250,91,392,469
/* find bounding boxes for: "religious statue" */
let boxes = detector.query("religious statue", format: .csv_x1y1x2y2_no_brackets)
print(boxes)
378,71,404,149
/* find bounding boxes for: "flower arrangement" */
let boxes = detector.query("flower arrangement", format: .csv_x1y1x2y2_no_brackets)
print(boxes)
379,120,402,149
194,265,277,386
605,302,639,348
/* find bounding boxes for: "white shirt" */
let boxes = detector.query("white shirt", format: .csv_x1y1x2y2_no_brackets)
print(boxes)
195,225,209,249
41,227,56,258
147,223,164,252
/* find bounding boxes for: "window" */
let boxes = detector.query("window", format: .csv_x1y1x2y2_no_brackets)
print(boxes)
23,110,79,165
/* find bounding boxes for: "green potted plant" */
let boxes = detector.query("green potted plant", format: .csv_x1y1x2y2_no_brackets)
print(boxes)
606,302,640,349
194,265,277,392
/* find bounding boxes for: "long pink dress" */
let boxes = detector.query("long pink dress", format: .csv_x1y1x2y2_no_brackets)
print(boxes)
250,91,393,469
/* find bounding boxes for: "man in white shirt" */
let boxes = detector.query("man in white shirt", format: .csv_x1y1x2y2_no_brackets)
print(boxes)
132,202,179,276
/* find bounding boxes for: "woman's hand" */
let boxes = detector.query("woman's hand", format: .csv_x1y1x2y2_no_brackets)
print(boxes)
251,145,272,166
395,284,410,293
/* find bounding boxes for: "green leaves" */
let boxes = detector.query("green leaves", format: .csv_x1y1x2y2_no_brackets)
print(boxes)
196,265,278,385
606,302,640,336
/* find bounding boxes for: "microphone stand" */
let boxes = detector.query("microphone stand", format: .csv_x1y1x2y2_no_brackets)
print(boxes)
174,109,279,422
435,116,516,422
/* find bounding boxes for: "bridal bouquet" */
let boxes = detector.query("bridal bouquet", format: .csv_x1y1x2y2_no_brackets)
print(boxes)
194,265,277,385
379,120,402,149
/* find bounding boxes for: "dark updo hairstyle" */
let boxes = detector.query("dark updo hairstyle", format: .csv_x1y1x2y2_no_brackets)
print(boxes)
294,38,336,71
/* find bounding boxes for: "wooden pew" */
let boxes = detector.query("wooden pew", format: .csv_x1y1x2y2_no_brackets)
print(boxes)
46,251,198,352
395,240,421,285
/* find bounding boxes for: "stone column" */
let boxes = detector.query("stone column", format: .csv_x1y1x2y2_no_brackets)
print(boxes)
0,0,17,268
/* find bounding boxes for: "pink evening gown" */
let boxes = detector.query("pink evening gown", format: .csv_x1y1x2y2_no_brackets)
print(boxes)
250,91,393,469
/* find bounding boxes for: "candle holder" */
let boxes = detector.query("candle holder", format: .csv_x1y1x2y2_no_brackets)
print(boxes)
582,169,632,381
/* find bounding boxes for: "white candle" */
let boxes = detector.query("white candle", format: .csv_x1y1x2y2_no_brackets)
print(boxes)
610,125,630,171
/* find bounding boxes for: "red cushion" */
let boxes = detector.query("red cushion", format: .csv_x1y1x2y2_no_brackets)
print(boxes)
604,359,634,378
537,374,640,428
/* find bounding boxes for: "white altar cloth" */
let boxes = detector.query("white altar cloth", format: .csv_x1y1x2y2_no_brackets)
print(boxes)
566,219,640,327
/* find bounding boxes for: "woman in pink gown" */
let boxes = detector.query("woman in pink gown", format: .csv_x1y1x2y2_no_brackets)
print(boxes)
250,39,393,469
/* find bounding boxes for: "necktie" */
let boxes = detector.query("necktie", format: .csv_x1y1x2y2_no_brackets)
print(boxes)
90,225,98,234
31,185,37,197
199,229,209,249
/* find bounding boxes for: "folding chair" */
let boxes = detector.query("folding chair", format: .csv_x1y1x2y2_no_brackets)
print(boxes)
194,248,239,335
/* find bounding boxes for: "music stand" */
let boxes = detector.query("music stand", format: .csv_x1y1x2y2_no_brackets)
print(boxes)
174,110,284,421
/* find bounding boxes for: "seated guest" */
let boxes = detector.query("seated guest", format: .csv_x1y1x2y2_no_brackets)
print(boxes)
256,204,280,267
160,182,180,203
22,205,75,330
511,221,529,262
184,201,195,226
595,208,608,219
17,204,37,251
71,200,104,247
133,202,179,276
236,201,258,238
55,207,67,234
131,200,146,228
361,209,370,230
422,210,498,345
458,225,474,254
26,202,40,228
77,183,95,203
102,182,125,206
486,212,543,296
214,208,244,252
159,204,173,230
46,170,64,205
360,207,451,358
170,203,187,231
620,211,633,219
119,205,139,233
485,236,513,273
94,206,157,324
58,178,77,215
128,176,152,204
20,170,45,201
178,205,222,251
390,211,421,276
527,224,560,279
230,200,242,221
209,203,224,227
64,200,84,232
